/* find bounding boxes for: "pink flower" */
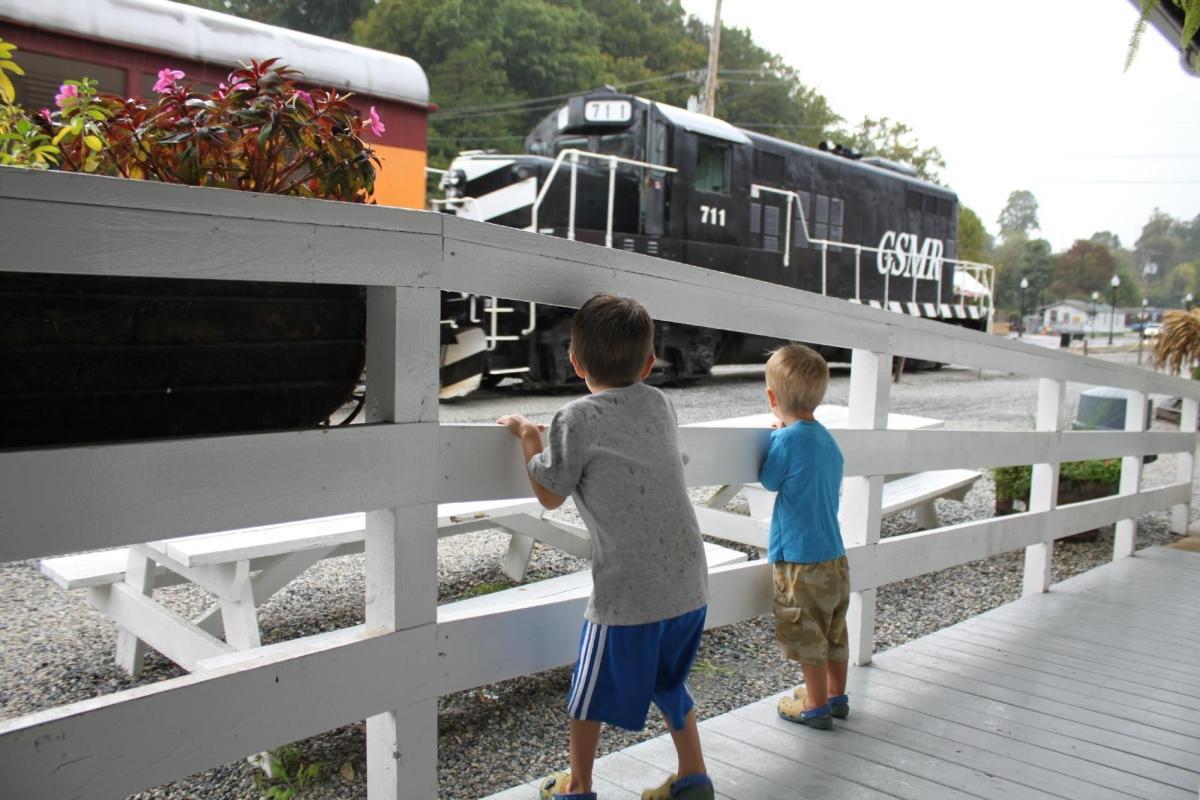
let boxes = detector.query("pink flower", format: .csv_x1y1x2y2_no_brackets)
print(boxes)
54,84,78,109
294,89,312,107
367,105,385,137
39,108,53,122
152,68,186,94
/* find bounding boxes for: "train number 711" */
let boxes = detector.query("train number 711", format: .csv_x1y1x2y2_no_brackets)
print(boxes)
699,205,726,226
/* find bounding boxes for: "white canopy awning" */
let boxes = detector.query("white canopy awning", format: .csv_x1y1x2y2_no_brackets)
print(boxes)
953,270,991,299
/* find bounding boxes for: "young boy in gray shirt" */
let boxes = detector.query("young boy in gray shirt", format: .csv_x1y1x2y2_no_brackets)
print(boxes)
498,293,713,800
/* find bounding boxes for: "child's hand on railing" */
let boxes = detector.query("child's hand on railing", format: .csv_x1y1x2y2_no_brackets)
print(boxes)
496,413,545,440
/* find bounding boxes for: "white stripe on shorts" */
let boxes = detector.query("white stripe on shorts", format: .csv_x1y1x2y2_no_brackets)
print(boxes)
569,622,599,716
578,624,609,719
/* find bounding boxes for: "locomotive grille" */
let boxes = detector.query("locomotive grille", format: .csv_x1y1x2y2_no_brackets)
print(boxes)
763,205,780,252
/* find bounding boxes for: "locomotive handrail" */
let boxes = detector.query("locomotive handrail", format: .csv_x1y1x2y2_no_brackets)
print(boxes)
531,148,677,248
751,183,995,326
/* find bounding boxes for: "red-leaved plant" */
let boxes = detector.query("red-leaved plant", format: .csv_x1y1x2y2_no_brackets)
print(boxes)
43,59,381,202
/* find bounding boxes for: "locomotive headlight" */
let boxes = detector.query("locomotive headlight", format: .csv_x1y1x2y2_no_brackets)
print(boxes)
441,169,465,197
512,165,534,181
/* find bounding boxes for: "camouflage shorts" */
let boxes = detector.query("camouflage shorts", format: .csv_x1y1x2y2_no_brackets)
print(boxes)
773,557,850,665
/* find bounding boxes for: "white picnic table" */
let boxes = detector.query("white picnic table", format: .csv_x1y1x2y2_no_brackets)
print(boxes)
42,498,746,680
687,405,980,549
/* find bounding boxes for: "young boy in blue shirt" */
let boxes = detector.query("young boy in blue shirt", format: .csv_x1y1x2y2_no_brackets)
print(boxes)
759,343,850,729
498,293,714,800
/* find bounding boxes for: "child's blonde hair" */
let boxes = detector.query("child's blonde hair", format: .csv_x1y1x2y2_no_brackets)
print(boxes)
766,343,829,415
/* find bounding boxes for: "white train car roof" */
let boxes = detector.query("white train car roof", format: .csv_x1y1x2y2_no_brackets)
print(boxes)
0,0,429,107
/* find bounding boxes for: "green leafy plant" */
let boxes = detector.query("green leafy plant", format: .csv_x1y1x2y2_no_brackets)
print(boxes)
992,459,1122,503
1127,0,1200,73
0,38,60,169
691,658,735,677
461,580,512,598
253,745,324,800
0,36,23,104
0,104,59,168
40,59,380,201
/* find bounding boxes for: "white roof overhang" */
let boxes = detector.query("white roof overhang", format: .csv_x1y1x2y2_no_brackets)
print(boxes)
0,0,429,107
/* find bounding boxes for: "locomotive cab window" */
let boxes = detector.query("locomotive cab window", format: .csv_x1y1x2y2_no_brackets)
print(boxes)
694,137,730,193
555,136,588,156
598,133,635,159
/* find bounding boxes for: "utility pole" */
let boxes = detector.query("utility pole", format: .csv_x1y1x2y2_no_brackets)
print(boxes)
703,0,722,116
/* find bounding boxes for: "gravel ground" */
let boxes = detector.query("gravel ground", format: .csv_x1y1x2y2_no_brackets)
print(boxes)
1,350,1193,800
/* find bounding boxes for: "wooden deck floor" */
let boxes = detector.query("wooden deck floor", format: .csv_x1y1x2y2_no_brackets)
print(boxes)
485,546,1200,800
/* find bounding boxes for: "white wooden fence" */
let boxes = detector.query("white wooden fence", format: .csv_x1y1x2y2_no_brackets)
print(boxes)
0,168,1197,799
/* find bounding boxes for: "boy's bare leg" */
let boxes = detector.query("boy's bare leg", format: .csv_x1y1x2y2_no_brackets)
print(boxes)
665,709,707,779
567,719,602,793
800,661,829,709
827,659,848,698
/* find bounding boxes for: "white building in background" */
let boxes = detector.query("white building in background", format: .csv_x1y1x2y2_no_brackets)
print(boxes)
1040,299,1128,334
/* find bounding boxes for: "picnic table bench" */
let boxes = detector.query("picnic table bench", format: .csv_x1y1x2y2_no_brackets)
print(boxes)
41,498,591,676
41,499,747,680
687,408,981,550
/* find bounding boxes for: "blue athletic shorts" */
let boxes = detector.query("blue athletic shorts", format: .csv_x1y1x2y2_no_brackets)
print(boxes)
566,605,707,732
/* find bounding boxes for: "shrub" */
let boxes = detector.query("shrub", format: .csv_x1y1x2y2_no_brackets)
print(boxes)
992,458,1122,503
7,52,382,202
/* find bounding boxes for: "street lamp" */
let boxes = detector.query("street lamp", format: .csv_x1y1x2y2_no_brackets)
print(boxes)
1019,277,1029,338
1138,297,1149,365
1108,274,1120,345
1186,292,1195,311
1090,290,1100,339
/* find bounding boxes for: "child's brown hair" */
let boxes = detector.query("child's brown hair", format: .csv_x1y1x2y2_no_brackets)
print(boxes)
766,343,829,414
570,293,655,387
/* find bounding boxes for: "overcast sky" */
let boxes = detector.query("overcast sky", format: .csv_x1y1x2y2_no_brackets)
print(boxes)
680,0,1200,252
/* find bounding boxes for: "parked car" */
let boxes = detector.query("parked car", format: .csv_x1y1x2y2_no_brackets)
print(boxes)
1144,323,1162,337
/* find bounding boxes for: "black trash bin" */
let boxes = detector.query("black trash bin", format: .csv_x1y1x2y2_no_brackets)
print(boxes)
1060,332,1072,348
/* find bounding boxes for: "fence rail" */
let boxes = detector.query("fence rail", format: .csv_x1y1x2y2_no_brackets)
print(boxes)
1,168,1197,800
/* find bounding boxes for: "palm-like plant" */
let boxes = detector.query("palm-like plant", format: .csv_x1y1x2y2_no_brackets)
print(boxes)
1153,309,1200,377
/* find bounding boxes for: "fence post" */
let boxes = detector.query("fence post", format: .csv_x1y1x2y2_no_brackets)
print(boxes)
1171,397,1198,533
1023,378,1064,595
843,349,891,666
364,285,440,799
1113,389,1147,560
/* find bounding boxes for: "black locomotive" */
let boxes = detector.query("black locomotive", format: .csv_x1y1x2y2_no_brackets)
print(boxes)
438,91,990,392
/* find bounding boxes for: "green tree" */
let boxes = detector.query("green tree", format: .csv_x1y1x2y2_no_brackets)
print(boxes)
1166,261,1199,304
1018,238,1056,308
997,190,1039,241
181,0,372,40
991,233,1026,314
1090,230,1123,251
956,205,993,264
841,116,946,183
1051,240,1117,301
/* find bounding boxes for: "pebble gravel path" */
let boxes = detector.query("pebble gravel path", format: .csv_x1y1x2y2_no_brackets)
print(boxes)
0,351,1192,800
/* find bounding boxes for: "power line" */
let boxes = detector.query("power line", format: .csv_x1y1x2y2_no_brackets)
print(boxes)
431,68,795,120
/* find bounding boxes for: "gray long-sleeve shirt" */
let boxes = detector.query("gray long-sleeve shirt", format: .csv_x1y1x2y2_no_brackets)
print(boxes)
529,382,709,626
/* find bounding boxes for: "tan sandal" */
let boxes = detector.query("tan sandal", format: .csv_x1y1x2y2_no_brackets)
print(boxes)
779,688,833,730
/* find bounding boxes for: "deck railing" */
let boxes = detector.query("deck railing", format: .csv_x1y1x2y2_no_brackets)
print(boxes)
0,168,1196,800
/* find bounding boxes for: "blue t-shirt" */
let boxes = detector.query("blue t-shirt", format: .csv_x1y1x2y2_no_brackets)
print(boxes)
759,419,845,564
